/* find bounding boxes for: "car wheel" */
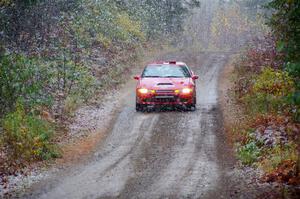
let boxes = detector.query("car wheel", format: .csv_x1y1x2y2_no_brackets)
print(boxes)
187,97,196,111
186,104,196,111
136,103,144,112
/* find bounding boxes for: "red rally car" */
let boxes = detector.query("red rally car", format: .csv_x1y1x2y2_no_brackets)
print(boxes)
134,61,198,111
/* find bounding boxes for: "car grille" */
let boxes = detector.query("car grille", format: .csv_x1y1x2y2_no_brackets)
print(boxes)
155,90,174,94
144,95,178,103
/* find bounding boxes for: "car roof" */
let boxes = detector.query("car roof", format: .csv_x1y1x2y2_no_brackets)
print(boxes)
147,61,186,66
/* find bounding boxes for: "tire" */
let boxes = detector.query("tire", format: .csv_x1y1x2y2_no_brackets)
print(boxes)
136,103,144,112
193,96,197,105
186,104,196,111
187,97,196,111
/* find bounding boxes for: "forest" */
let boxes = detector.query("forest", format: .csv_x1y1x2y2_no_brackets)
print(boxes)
0,0,200,163
0,0,299,197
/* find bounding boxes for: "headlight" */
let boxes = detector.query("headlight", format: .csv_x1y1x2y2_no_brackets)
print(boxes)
182,88,192,94
138,88,148,94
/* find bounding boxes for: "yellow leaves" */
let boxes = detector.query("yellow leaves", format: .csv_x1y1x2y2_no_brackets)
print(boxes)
209,2,266,50
0,0,11,7
259,142,298,174
253,67,295,96
68,3,145,48
223,16,229,30
96,33,111,49
2,102,58,161
115,13,145,42
20,126,27,136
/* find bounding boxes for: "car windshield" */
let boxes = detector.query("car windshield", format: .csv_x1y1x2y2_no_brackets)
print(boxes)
142,64,191,78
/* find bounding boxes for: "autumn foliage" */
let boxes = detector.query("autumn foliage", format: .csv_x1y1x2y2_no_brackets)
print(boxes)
233,34,299,189
0,0,200,174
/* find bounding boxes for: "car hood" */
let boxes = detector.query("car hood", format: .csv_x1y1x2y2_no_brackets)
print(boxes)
139,77,193,89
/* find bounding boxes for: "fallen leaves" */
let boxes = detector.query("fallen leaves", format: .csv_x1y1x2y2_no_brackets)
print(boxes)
261,160,300,185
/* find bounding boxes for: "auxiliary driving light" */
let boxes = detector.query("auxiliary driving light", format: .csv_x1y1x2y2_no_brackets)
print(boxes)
138,88,148,94
182,88,192,94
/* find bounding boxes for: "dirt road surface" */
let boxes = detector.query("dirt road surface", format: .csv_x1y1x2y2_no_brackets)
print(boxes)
19,51,266,199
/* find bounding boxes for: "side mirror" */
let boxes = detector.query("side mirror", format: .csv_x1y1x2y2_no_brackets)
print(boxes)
134,75,140,80
192,75,199,80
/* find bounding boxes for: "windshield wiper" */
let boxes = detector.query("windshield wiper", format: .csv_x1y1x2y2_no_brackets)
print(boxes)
143,76,161,78
165,76,184,78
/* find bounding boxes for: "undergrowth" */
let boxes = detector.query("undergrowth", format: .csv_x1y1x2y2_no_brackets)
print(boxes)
232,35,300,185
0,102,60,163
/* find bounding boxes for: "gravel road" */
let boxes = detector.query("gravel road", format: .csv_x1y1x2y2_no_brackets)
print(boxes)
4,1,285,198
19,51,263,199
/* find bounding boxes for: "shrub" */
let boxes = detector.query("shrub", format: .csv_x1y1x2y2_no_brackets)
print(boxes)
260,142,298,174
67,0,145,51
286,62,300,78
243,92,287,114
238,141,261,165
64,96,83,116
233,36,284,101
0,54,51,115
267,0,300,63
253,67,295,96
48,60,98,101
242,67,295,114
1,102,60,161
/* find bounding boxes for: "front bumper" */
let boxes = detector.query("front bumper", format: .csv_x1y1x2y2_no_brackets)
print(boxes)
136,92,194,105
